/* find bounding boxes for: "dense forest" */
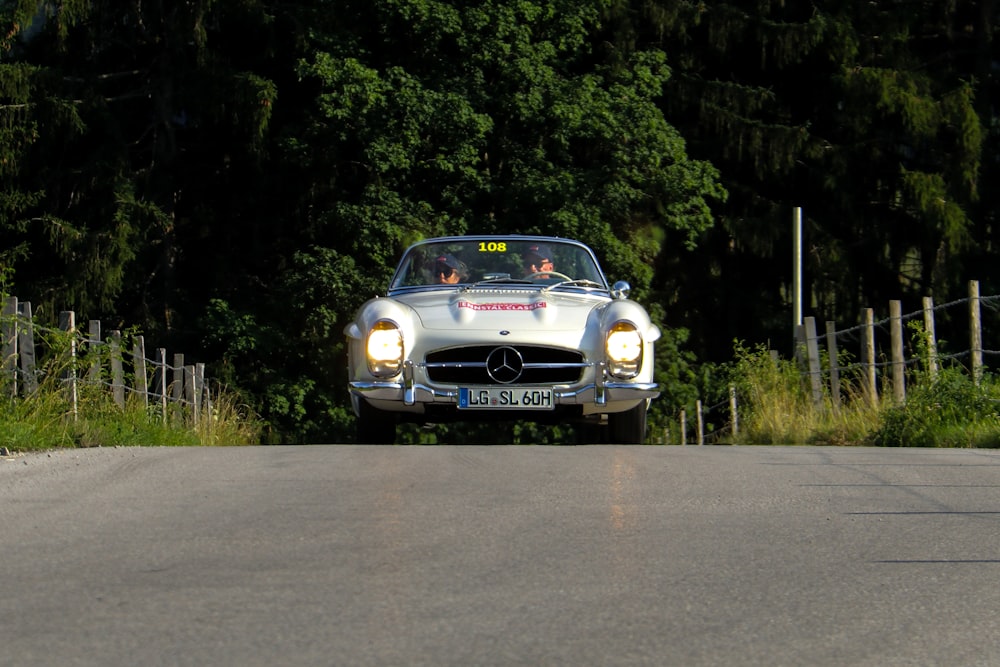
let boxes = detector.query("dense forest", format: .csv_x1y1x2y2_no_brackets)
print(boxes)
1,0,997,442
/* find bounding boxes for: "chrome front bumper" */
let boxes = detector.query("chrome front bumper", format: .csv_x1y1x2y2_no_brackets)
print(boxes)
349,360,660,409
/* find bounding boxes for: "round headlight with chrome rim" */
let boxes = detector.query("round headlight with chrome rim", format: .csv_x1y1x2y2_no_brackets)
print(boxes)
606,321,642,378
366,320,403,377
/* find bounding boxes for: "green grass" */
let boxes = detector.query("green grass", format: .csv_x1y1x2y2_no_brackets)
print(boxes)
727,342,1000,447
2,301,263,451
0,380,262,452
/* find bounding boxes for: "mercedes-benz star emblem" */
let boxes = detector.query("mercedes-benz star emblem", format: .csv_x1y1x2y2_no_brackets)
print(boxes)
486,346,524,384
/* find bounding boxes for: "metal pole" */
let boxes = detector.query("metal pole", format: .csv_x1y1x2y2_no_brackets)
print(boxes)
793,207,803,329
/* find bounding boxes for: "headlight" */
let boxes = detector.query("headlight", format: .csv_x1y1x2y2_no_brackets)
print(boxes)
606,321,642,378
366,320,403,377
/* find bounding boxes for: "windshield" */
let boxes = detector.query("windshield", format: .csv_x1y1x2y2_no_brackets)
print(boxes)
389,237,608,291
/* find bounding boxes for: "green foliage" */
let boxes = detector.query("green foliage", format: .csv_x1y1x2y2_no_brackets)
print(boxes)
0,0,282,323
0,388,263,450
872,368,1000,448
611,1,989,366
0,319,263,451
2,0,999,445
251,0,725,440
725,341,817,444
201,298,260,358
299,1,723,288
719,336,1000,448
647,310,700,423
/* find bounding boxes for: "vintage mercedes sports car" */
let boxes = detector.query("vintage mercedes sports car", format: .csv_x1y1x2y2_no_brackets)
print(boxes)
345,235,661,444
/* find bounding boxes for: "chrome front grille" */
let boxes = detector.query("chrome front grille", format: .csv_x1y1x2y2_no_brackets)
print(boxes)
425,346,586,385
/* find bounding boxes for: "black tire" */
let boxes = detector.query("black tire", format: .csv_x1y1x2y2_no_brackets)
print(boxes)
608,401,648,444
356,399,397,444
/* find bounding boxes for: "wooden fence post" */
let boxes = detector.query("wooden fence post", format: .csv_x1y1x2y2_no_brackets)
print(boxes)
195,363,207,428
696,399,704,446
110,330,124,409
804,317,823,406
2,296,15,397
202,367,213,429
970,280,983,385
680,408,687,446
59,311,78,422
185,364,197,426
861,307,878,406
793,322,805,365
88,320,101,383
17,301,37,394
826,321,841,413
172,353,184,424
889,300,905,404
157,348,168,424
923,296,938,379
729,385,739,438
133,336,147,409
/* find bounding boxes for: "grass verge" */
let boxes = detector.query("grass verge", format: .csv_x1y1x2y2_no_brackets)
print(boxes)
728,342,1000,447
1,383,262,452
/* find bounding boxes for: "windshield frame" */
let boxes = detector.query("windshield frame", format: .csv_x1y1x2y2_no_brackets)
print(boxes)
387,236,610,296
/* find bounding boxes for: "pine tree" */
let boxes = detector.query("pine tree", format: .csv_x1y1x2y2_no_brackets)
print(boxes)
0,1,279,331
606,0,986,358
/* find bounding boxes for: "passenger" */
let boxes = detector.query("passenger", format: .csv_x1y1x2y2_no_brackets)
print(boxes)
432,253,467,284
522,244,554,279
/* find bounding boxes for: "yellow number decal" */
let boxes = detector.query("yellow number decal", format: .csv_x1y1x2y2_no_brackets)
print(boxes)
478,242,508,252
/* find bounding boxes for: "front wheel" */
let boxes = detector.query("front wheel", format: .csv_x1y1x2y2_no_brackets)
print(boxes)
608,402,648,444
356,398,397,444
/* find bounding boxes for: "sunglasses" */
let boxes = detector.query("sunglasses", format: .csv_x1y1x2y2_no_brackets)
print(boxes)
436,267,456,278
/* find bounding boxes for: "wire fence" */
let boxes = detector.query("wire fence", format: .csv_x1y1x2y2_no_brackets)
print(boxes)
796,280,998,406
10,281,997,444
2,295,211,427
672,280,1000,445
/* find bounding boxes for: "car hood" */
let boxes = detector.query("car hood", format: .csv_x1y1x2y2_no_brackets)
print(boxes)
394,288,606,331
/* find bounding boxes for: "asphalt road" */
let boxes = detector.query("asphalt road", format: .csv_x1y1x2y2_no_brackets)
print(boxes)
2,445,1000,666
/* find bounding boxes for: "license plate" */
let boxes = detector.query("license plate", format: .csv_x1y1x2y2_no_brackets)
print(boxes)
458,387,554,410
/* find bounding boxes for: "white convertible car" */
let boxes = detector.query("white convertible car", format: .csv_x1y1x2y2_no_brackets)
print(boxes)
345,236,661,443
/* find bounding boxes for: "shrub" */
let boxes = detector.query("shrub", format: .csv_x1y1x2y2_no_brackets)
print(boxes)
872,367,1000,447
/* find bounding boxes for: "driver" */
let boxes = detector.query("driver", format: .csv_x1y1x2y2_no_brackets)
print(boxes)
432,253,467,284
522,244,554,279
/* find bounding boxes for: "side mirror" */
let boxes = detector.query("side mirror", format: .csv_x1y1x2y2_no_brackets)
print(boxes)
611,280,631,300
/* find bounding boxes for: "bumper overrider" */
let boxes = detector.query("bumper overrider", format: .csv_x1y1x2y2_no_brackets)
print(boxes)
349,360,660,409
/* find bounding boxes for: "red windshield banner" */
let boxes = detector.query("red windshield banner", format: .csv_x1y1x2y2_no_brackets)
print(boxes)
456,301,547,311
